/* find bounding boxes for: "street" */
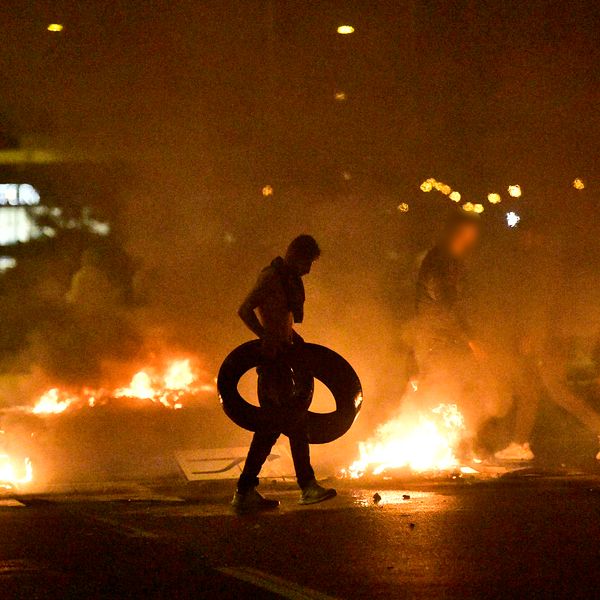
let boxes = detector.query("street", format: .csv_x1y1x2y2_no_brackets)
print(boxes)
3,476,600,598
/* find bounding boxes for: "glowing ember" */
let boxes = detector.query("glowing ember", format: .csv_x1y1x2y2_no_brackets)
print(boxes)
397,202,409,212
420,181,433,192
32,388,77,414
573,178,585,190
506,211,521,228
487,193,502,204
0,454,33,489
473,203,484,214
449,191,461,202
345,404,465,478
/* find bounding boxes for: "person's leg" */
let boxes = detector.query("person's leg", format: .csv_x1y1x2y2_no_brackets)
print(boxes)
237,430,280,493
287,422,315,489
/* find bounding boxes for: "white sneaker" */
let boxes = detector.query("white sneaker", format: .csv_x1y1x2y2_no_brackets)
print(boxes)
494,442,534,461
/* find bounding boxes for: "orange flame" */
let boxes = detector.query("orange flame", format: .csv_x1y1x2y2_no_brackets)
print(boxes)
0,454,33,489
345,403,466,478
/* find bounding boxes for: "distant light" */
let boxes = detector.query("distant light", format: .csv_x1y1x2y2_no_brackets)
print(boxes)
47,23,63,32
573,178,585,190
507,185,522,198
337,25,355,35
487,193,501,204
506,211,520,228
341,171,352,181
462,202,474,212
397,203,409,213
420,181,433,192
473,203,484,214
449,191,461,202
261,185,273,197
0,257,17,272
440,184,452,196
334,91,347,101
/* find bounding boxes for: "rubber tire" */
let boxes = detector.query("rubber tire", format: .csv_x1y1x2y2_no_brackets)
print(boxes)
218,341,363,444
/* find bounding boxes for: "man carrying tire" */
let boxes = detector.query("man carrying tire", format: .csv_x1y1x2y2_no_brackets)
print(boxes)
232,235,337,513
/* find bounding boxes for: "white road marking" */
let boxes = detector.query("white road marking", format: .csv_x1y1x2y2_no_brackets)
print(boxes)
217,566,339,600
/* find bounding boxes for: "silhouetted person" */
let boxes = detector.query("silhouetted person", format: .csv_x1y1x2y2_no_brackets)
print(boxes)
413,211,497,444
232,235,336,513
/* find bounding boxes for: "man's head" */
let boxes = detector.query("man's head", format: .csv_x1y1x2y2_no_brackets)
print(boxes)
285,234,320,275
444,211,480,258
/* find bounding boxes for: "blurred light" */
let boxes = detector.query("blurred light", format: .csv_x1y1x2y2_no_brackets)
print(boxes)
334,91,347,101
47,24,63,32
0,257,17,272
487,193,501,204
507,185,522,198
462,202,474,212
573,178,585,190
449,191,461,202
397,203,409,212
261,185,273,197
440,184,452,196
337,25,355,35
420,181,433,192
506,211,520,228
433,181,443,191
473,203,484,214
341,171,352,181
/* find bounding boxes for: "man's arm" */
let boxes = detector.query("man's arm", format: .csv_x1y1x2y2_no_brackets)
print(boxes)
237,271,271,338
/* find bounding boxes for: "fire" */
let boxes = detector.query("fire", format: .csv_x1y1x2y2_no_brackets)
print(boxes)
346,403,465,478
115,359,198,408
31,358,213,414
32,388,77,414
0,454,33,489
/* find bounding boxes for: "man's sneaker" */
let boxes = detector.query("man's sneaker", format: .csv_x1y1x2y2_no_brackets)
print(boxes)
299,480,337,505
494,442,534,461
231,489,280,514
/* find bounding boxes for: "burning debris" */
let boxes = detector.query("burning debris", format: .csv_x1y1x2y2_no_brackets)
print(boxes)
30,358,214,415
344,403,467,478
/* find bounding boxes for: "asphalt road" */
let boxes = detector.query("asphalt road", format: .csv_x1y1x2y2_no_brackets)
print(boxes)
3,476,600,599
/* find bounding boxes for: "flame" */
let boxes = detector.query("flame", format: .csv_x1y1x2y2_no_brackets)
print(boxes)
32,388,77,414
0,454,33,489
31,359,213,415
346,403,465,478
114,359,199,408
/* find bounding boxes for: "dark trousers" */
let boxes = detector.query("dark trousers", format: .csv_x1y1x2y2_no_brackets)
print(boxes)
238,355,315,492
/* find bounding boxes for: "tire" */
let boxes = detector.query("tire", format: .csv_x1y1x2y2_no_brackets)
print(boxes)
217,341,363,444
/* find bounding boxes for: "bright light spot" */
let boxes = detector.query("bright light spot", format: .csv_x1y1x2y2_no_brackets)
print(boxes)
462,202,474,212
334,91,347,101
32,389,76,414
440,184,452,196
573,178,585,190
337,25,355,34
0,455,32,488
261,185,273,197
347,404,465,477
47,24,63,32
420,181,433,192
341,171,352,181
449,191,461,202
473,203,484,214
507,185,522,198
397,203,409,213
487,193,501,204
506,211,521,228
0,256,17,272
